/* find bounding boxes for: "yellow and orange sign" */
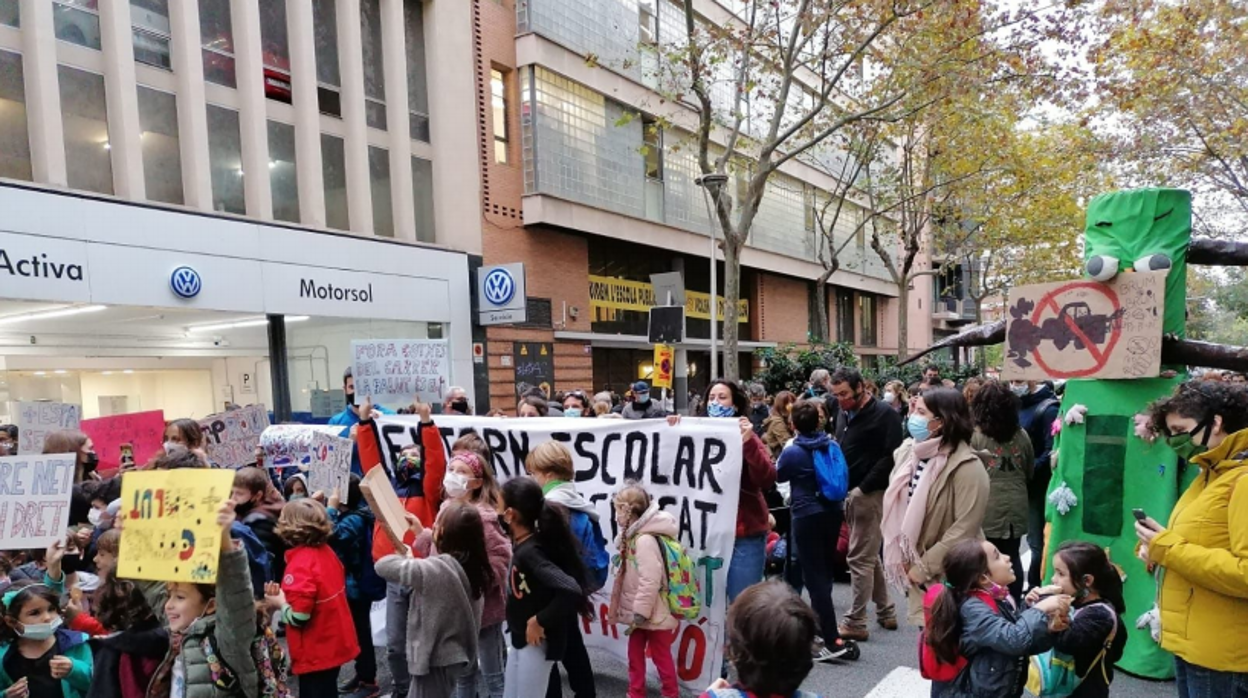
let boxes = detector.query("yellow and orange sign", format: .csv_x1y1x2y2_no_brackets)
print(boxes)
653,344,674,389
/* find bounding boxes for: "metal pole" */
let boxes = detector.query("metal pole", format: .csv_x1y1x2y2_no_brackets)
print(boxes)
696,173,728,380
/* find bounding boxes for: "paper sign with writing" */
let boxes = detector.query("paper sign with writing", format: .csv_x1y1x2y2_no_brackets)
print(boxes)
117,469,235,583
0,454,76,550
259,425,352,494
81,410,166,474
1004,271,1165,381
351,339,449,407
14,402,81,455
198,404,270,469
375,414,743,690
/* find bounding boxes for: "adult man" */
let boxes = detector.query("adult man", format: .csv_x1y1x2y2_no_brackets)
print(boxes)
829,367,902,641
922,364,956,389
621,381,668,419
442,385,471,415
1012,378,1060,590
329,367,392,476
747,382,770,435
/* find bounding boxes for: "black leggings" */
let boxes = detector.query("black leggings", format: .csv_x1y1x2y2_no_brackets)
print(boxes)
792,507,844,643
548,616,596,698
348,597,377,684
298,666,342,698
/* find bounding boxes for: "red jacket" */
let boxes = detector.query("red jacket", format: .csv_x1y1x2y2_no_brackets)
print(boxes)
358,417,446,561
283,544,359,674
737,432,777,538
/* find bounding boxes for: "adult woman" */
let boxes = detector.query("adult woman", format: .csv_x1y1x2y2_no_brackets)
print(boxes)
561,390,592,418
517,396,549,418
883,381,909,417
761,390,797,458
43,429,98,483
1139,381,1248,695
668,379,776,605
881,387,990,625
962,377,984,406
969,381,1034,602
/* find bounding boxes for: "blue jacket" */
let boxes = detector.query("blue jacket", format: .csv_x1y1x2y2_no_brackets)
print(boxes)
777,432,843,519
0,628,93,698
328,505,377,600
949,595,1054,698
1018,386,1060,483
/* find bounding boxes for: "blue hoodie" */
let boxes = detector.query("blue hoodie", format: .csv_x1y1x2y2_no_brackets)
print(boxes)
777,431,844,519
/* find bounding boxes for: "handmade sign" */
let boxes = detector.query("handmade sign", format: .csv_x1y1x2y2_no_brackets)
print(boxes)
375,414,743,690
1004,271,1165,381
81,410,166,474
0,454,76,550
14,401,81,455
117,469,234,583
198,404,269,468
259,425,352,494
360,466,409,552
351,339,449,408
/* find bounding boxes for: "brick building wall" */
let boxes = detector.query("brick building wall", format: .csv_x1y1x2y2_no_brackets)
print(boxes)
756,272,810,343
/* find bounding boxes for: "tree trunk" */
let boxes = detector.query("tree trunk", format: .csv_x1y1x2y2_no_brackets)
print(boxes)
722,236,742,381
812,268,833,342
973,297,986,371
897,280,910,361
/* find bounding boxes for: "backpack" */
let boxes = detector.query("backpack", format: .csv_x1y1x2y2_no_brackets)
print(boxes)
918,586,1000,681
1026,602,1118,698
230,521,272,599
346,510,388,602
571,510,610,592
812,444,849,503
200,622,292,698
650,534,702,620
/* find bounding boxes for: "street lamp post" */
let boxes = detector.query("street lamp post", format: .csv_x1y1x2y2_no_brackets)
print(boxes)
696,173,728,381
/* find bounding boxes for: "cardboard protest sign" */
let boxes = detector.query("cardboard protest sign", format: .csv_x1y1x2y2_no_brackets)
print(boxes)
259,425,353,494
0,454,76,550
14,401,81,455
360,466,409,552
375,414,743,690
198,404,270,468
117,469,234,583
1004,271,1165,381
81,410,166,474
351,339,449,407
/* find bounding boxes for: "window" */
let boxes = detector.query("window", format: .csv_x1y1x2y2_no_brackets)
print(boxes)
836,289,855,344
59,66,112,195
268,120,299,223
131,0,171,70
137,86,182,204
404,0,429,142
360,0,386,130
206,104,244,214
803,184,815,232
321,133,349,230
0,1,17,27
411,156,434,243
313,0,341,116
200,0,236,88
642,116,662,180
53,0,100,50
0,50,32,182
369,146,393,237
638,1,656,45
859,294,878,347
259,0,292,104
491,69,508,164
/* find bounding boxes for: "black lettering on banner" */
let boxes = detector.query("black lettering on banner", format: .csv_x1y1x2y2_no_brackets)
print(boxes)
650,434,668,485
699,438,725,494
623,432,647,482
693,499,718,549
481,428,511,478
599,433,620,486
673,436,696,487
573,432,600,482
507,431,532,474
678,498,694,549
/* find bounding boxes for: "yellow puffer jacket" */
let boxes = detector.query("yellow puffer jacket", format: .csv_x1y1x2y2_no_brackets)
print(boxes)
1148,427,1248,672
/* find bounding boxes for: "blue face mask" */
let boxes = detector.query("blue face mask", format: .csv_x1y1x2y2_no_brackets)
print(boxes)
18,616,62,641
908,414,931,441
563,408,582,418
707,402,736,418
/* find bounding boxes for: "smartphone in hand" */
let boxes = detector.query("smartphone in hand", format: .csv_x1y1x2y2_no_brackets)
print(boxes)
1133,508,1148,522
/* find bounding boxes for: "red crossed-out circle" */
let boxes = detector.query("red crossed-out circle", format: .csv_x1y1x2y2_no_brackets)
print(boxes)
1028,281,1122,379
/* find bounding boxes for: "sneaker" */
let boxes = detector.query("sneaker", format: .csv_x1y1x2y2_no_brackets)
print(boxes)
877,615,899,631
338,678,361,694
340,681,379,698
811,642,837,663
838,623,869,642
825,637,857,660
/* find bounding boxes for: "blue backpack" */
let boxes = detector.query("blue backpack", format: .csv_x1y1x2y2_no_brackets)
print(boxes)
812,444,849,503
570,510,610,592
230,521,272,599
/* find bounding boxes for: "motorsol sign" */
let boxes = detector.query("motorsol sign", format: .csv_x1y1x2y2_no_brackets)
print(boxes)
299,278,374,303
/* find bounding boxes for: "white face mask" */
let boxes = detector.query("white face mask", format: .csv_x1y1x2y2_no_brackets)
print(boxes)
1011,384,1030,397
87,508,103,527
444,472,471,499
18,617,63,641
883,391,896,404
163,441,185,455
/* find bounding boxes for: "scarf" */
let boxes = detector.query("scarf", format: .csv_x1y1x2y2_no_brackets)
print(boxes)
881,436,949,591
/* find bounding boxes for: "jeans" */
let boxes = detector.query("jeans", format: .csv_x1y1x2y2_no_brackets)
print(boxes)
930,680,951,697
547,618,594,698
348,597,377,684
503,645,553,698
1027,468,1051,590
1175,657,1248,698
986,535,1024,603
387,582,413,697
628,628,678,698
299,667,343,698
410,667,457,698
792,508,844,643
844,489,894,628
727,534,767,604
455,623,506,698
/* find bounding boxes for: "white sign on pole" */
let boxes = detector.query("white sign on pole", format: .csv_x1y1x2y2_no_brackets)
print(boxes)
351,339,450,407
0,454,77,550
14,402,81,455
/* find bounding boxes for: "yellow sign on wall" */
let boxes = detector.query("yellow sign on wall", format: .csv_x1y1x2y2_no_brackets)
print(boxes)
588,275,749,322
117,469,235,583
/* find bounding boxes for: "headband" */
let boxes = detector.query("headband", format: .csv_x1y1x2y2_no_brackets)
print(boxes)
2,583,49,610
450,452,485,478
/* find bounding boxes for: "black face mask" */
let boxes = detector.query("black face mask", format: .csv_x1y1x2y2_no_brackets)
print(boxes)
61,553,83,575
450,399,470,415
345,392,356,406
82,452,99,474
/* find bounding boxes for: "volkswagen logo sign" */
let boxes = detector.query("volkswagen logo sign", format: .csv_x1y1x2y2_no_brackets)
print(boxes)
170,266,203,299
483,267,516,307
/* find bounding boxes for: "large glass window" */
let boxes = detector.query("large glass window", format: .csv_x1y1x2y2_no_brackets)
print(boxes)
411,156,434,243
321,133,349,230
137,86,182,204
206,104,245,214
859,294,878,347
53,0,100,50
259,0,291,104
131,0,171,70
836,289,855,344
491,69,508,164
0,50,32,182
200,0,235,88
312,0,341,117
59,66,112,195
368,146,392,237
0,0,19,27
404,0,429,142
268,120,298,222
360,0,386,130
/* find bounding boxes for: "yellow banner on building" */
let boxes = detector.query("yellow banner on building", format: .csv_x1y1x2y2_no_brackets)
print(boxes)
588,275,748,322
117,469,235,583
653,344,674,389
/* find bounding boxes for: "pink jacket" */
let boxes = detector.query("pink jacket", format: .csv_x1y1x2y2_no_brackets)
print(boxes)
413,498,512,628
609,503,680,631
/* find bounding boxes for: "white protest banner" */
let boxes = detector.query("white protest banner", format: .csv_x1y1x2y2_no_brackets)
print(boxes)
0,453,76,550
259,425,353,494
351,339,449,407
375,414,742,690
198,404,270,468
14,401,81,455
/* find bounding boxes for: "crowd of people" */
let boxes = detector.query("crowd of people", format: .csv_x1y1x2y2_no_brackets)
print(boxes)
0,364,1245,698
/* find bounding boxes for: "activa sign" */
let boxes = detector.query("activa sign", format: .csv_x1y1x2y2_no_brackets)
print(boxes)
0,232,91,303
299,279,374,303
0,250,85,280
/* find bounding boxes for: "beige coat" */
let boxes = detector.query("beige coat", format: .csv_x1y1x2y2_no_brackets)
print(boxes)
892,438,991,625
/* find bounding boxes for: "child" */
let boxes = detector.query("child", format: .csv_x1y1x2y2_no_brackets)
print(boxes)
88,574,168,698
231,466,286,585
282,474,309,501
701,581,822,698
609,483,679,698
264,499,359,698
499,477,593,698
146,499,259,698
526,441,608,698
328,476,384,698
925,540,1069,698
1026,542,1127,698
0,540,93,698
376,502,494,698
